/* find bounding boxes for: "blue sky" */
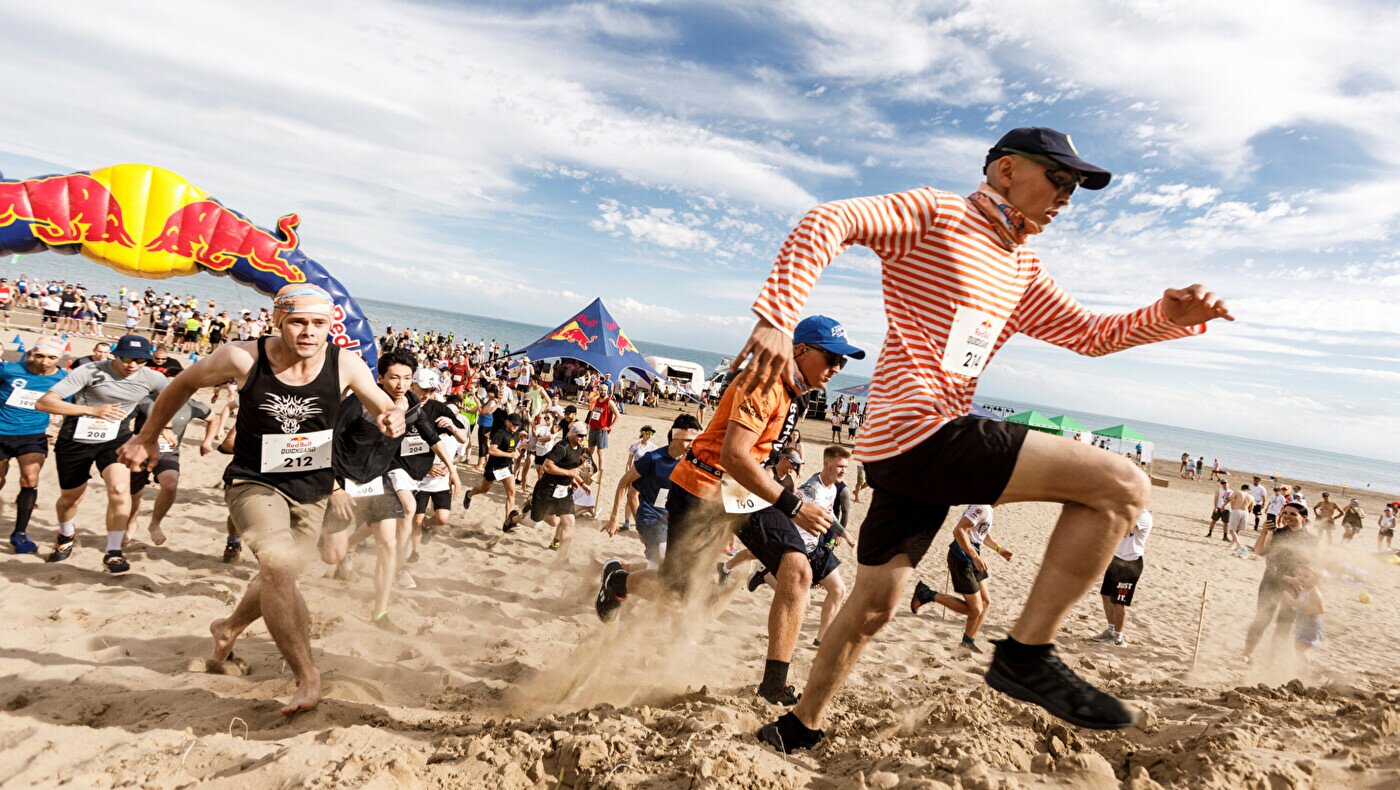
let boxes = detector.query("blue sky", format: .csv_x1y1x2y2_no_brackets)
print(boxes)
1,1,1398,461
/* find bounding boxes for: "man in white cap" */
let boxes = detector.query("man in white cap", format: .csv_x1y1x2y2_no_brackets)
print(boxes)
119,283,404,716
1,338,67,554
37,334,168,573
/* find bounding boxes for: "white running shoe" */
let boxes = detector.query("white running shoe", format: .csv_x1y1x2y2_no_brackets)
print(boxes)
1090,627,1117,644
397,569,418,589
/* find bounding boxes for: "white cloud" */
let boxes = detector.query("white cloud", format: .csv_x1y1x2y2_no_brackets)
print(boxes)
590,199,718,252
1129,183,1222,210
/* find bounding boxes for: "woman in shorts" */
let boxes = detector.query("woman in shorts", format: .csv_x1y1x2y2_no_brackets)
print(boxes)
1378,505,1395,552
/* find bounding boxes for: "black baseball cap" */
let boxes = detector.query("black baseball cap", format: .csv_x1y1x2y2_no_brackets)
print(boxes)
986,127,1112,190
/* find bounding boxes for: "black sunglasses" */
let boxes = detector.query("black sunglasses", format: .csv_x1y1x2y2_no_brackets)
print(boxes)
811,347,847,370
998,148,1083,197
119,357,150,365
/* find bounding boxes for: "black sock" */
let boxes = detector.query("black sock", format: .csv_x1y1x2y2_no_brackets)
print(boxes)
961,634,976,644
607,570,629,598
227,535,240,544
998,636,1054,661
760,659,790,692
15,486,37,533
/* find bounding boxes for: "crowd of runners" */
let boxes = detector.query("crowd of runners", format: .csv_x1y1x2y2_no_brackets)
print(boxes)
3,127,1380,753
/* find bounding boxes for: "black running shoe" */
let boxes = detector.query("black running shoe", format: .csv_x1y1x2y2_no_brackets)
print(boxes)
502,510,521,534
103,550,130,574
462,491,473,511
747,568,767,593
47,536,75,563
222,539,241,564
984,640,1136,730
758,684,800,706
595,558,625,622
421,523,435,543
959,637,984,654
758,711,824,754
911,580,937,614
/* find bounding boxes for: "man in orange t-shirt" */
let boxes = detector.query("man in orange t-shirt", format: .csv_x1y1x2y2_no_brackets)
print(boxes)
594,316,863,706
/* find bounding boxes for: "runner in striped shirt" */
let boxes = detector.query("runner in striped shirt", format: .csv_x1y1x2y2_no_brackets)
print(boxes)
750,127,1233,752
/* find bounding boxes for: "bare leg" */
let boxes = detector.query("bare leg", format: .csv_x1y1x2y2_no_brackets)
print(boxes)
815,573,846,643
147,470,179,546
995,432,1149,644
767,552,813,661
372,518,397,616
256,557,320,715
552,513,576,549
790,558,910,728
966,585,990,638
124,489,144,547
100,463,133,537
1107,601,1126,632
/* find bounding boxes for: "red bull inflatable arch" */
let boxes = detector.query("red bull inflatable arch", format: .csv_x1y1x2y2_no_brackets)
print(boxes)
0,163,376,368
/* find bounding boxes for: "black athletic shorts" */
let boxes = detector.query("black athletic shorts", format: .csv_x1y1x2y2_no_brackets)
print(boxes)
857,416,1028,567
947,545,989,594
55,435,128,490
0,432,49,461
529,486,573,520
736,507,807,577
415,489,452,513
1100,556,1144,606
130,455,181,493
805,544,840,586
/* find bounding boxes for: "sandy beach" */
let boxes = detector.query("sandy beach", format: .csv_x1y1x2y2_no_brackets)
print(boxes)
1,323,1398,789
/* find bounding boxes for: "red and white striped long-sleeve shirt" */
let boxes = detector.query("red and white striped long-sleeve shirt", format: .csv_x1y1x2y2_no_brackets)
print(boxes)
752,187,1205,463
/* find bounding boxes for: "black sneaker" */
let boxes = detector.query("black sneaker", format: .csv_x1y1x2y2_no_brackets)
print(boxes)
595,558,625,622
911,580,937,614
716,561,731,585
959,637,984,654
222,539,242,564
747,568,767,593
758,711,824,754
420,523,435,543
407,551,420,564
103,550,130,574
462,491,473,511
502,510,521,534
47,536,75,563
758,684,800,706
985,640,1136,730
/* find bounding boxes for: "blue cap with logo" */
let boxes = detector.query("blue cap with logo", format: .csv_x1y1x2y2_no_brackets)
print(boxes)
114,334,154,361
794,316,866,360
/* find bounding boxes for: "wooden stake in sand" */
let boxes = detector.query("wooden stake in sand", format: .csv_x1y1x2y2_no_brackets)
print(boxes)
1189,581,1208,669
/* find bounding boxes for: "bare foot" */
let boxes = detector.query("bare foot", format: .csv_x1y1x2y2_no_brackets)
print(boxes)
149,524,166,546
208,618,238,663
280,675,320,716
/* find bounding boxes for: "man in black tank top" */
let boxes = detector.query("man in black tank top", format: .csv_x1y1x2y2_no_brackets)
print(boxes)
119,284,404,717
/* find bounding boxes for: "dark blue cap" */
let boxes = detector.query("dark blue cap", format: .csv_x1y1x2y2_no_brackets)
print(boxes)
114,334,154,360
793,316,865,360
986,127,1111,190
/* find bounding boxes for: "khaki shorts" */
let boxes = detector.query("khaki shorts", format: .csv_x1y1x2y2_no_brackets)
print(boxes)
225,480,328,567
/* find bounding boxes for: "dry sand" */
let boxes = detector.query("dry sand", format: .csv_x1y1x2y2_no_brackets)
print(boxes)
2,330,1400,788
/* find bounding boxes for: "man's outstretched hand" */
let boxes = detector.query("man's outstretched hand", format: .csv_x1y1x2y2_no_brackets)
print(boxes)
1164,284,1233,326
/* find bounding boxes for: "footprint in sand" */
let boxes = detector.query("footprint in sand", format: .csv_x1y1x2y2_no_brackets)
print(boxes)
186,655,250,676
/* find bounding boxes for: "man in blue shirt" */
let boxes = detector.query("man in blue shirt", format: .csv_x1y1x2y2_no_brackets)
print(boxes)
603,414,702,569
1,338,68,553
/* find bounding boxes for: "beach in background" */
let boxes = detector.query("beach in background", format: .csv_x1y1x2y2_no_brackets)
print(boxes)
15,251,1399,493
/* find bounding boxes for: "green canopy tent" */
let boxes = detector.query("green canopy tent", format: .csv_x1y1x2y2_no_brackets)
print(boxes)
1092,424,1152,461
1005,410,1060,434
1048,415,1089,440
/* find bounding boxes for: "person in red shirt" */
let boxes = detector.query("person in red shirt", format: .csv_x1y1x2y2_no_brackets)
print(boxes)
448,355,470,395
0,278,12,330
585,388,620,488
735,127,1233,751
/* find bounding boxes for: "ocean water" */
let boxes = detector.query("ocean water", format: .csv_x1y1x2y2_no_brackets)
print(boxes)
13,253,1399,493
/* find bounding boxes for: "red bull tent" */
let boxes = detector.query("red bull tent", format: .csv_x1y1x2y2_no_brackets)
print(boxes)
515,297,666,383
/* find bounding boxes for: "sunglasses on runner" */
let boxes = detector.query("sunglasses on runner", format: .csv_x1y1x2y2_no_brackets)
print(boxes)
997,148,1084,197
813,347,847,370
118,357,149,365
